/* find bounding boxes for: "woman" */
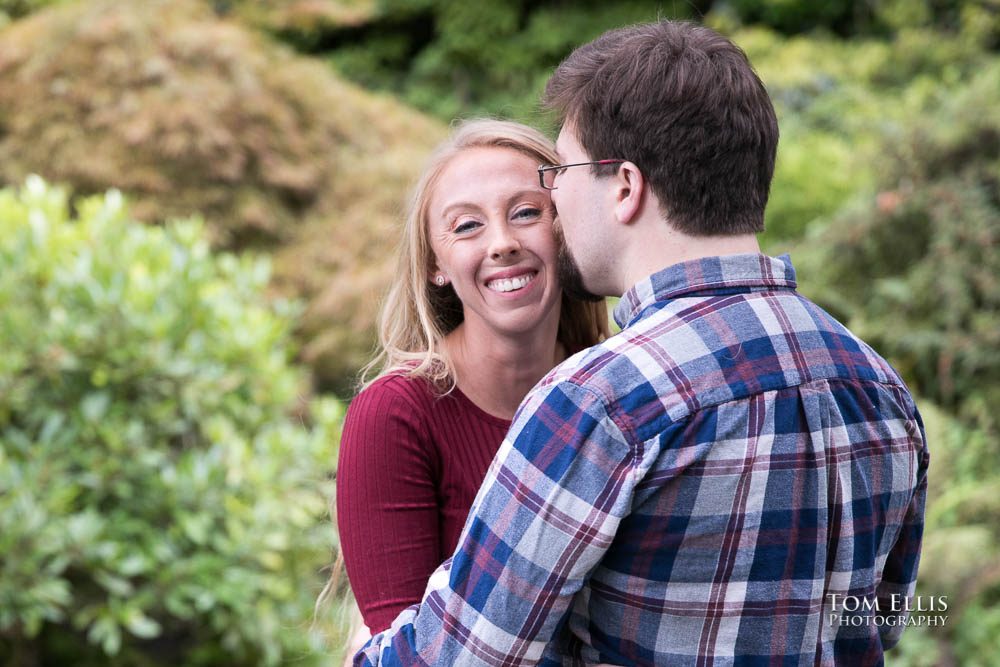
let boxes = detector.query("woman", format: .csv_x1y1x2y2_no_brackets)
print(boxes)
334,119,609,639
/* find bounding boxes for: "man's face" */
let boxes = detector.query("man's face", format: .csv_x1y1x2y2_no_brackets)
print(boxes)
554,222,603,303
551,123,608,301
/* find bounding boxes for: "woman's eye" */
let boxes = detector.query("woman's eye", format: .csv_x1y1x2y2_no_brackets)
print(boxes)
454,219,482,234
513,207,543,221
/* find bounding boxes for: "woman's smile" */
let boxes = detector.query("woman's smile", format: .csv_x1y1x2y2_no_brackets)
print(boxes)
484,270,538,294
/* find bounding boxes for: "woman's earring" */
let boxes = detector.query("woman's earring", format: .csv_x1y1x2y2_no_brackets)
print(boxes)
435,274,446,286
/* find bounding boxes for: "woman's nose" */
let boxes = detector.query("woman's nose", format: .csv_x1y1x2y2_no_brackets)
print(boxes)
488,225,521,260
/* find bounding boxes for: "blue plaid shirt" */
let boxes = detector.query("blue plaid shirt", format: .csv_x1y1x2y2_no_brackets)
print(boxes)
356,253,928,666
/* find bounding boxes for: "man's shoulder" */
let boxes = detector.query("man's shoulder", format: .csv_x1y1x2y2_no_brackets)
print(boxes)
539,288,912,428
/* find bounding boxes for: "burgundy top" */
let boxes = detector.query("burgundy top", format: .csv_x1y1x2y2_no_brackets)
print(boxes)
336,372,511,632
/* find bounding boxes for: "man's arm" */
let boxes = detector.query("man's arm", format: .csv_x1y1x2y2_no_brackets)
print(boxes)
354,379,641,665
875,411,930,649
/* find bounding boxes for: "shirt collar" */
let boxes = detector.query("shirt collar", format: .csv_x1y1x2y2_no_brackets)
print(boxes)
613,253,798,329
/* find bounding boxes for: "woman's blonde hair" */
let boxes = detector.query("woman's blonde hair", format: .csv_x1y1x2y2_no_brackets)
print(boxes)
360,118,609,391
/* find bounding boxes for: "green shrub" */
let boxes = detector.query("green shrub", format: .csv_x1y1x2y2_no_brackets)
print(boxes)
793,60,1000,437
886,404,1000,666
0,0,64,23
735,24,987,245
719,0,858,35
0,0,446,394
0,177,344,665
325,0,700,123
716,0,999,42
790,60,1000,662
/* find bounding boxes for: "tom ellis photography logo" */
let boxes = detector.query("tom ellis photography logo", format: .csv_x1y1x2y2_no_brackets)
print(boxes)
827,594,949,628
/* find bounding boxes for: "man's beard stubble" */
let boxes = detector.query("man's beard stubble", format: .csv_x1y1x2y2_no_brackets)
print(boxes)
554,220,603,303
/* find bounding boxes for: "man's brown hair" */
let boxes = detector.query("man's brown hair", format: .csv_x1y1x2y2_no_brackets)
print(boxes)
544,20,779,236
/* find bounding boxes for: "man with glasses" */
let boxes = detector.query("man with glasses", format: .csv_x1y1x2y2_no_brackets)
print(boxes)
355,20,928,666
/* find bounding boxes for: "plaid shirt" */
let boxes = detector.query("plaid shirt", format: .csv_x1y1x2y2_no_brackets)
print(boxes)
356,253,928,666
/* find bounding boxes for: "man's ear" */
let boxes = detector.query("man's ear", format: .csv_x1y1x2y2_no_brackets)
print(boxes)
612,162,645,225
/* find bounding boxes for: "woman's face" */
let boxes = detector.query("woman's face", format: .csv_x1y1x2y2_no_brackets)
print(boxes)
426,146,562,340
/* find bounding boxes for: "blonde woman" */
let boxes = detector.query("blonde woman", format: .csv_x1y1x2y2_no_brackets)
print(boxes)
334,120,608,649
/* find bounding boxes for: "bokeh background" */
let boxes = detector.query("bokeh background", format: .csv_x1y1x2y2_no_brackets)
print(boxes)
1,1,997,665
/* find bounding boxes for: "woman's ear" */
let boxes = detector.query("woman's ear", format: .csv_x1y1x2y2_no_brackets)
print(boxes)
427,256,442,286
612,162,645,226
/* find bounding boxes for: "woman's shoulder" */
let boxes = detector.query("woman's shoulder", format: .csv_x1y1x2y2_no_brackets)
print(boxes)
350,370,440,413
340,371,442,456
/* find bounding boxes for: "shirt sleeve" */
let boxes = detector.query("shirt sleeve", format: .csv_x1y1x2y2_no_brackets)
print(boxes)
336,379,445,633
353,379,642,666
875,409,930,649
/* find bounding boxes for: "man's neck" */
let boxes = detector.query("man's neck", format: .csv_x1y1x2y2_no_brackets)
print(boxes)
618,227,761,295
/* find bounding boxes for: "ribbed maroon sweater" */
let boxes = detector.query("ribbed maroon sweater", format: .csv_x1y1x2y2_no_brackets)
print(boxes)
336,372,510,632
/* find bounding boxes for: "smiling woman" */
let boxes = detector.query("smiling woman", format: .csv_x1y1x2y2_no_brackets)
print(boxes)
329,120,609,651
425,145,565,395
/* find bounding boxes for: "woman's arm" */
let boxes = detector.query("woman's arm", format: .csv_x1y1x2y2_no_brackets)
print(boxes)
353,380,638,665
336,378,444,633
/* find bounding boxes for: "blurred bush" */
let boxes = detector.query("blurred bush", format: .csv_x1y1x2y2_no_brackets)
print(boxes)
718,0,860,35
248,0,999,251
786,52,1000,665
717,0,1000,42
291,0,707,123
227,0,378,34
728,5,997,244
732,27,887,241
888,404,1000,666
0,0,378,29
0,0,445,394
0,0,340,240
0,0,63,23
0,177,345,665
794,59,1000,439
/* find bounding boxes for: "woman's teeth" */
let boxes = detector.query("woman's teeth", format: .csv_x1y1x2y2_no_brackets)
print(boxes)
487,273,535,293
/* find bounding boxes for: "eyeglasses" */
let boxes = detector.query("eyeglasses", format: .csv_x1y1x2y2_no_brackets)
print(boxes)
537,160,626,190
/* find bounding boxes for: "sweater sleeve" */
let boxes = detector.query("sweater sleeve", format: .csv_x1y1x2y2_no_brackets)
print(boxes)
336,376,443,633
353,379,640,666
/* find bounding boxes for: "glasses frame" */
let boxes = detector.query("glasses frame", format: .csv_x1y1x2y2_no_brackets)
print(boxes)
537,160,626,190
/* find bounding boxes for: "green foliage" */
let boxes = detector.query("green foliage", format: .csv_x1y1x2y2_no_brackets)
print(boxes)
0,0,345,247
726,28,890,242
314,2,998,246
0,0,64,24
763,121,871,241
788,56,1000,664
794,59,1000,437
716,0,1000,41
0,0,378,27
0,0,445,393
730,14,997,243
718,0,859,35
325,0,703,123
0,177,345,665
878,0,1000,46
887,405,1000,666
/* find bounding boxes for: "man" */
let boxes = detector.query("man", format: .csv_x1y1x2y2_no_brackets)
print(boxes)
355,20,927,666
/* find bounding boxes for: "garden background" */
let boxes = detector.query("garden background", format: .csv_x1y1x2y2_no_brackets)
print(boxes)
1,0,997,665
